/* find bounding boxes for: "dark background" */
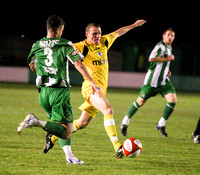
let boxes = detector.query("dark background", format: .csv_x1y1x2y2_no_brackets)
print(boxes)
1,3,199,75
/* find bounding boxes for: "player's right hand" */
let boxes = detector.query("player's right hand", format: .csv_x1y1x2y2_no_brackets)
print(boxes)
167,54,175,61
91,81,100,95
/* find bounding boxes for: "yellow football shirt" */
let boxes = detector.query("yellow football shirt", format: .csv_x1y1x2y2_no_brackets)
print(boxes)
74,32,117,99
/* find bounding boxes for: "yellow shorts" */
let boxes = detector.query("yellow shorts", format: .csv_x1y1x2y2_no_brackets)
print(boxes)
79,101,98,118
79,80,107,118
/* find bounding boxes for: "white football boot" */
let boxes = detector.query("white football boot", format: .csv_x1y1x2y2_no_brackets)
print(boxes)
17,113,39,134
66,155,84,165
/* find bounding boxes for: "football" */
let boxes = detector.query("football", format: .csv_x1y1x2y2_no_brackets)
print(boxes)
122,138,142,157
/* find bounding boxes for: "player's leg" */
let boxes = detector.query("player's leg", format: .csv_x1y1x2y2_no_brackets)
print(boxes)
161,92,177,124
52,88,84,164
156,81,177,137
17,88,69,139
193,118,200,136
17,88,69,138
17,113,67,138
43,103,96,154
58,123,84,164
89,92,123,158
192,118,200,144
73,108,95,132
17,113,84,164
121,85,155,136
125,96,146,120
19,87,84,164
121,96,146,136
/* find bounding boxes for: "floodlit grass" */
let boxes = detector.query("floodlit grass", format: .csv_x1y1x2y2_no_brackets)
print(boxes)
0,83,200,174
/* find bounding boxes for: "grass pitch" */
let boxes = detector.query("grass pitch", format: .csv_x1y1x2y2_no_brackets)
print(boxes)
0,83,200,175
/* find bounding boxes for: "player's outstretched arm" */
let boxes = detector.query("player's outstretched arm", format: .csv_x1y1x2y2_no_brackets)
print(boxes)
74,60,100,95
114,19,146,37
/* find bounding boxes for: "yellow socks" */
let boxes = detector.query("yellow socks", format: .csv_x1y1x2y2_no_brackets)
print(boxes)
51,134,58,144
104,115,121,152
73,119,80,131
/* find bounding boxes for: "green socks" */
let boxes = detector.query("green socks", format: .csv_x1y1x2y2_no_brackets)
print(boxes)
59,138,71,147
124,101,175,127
43,121,66,138
122,101,141,126
126,101,175,120
158,102,176,126
127,101,141,118
162,102,176,120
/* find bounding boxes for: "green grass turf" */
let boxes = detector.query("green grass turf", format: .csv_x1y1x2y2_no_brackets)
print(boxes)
0,83,200,175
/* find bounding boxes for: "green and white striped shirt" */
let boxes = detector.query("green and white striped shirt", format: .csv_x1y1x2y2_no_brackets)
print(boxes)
144,41,172,87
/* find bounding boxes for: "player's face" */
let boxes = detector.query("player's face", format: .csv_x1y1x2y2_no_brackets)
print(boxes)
86,26,102,45
163,30,175,46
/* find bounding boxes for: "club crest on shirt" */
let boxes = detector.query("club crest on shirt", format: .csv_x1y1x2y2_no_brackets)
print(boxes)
97,51,102,57
141,92,145,98
109,33,115,38
66,115,72,121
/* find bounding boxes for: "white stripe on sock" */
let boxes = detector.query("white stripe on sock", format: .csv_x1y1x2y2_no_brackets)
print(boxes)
167,104,174,109
104,119,115,127
110,136,118,143
133,102,138,109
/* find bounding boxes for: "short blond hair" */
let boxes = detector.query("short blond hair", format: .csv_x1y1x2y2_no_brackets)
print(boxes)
85,22,100,33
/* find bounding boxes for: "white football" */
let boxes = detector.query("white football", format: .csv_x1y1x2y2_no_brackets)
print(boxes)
122,138,142,157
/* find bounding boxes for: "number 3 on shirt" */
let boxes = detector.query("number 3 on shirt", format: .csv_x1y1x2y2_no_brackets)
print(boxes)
44,47,53,66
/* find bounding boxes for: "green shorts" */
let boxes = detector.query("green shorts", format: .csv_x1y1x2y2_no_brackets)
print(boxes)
139,80,176,100
39,87,74,124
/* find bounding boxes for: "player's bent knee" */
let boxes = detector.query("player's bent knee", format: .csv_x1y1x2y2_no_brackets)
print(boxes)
172,98,177,103
137,98,146,106
168,96,177,103
105,105,114,115
139,101,145,106
66,133,71,139
62,132,72,139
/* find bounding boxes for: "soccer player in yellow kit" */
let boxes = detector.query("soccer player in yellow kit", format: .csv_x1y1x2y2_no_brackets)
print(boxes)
44,19,146,158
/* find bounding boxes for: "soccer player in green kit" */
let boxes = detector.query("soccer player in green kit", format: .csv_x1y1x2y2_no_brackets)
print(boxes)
121,28,177,137
17,15,99,165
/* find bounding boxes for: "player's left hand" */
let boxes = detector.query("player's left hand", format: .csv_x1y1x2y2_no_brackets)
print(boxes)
168,70,172,77
134,20,146,27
